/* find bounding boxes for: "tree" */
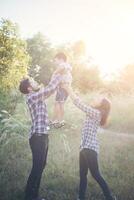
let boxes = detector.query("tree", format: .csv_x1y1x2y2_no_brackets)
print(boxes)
72,62,102,93
27,36,102,92
119,64,134,92
71,40,86,58
27,32,56,84
0,18,29,91
64,40,102,93
0,18,30,112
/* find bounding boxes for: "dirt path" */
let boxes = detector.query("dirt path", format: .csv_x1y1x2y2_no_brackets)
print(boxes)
100,128,134,139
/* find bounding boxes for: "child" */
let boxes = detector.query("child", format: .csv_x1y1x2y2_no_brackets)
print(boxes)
51,52,72,128
66,87,116,200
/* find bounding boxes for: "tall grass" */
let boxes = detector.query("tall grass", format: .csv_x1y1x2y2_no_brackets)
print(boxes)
0,93,134,200
109,94,134,133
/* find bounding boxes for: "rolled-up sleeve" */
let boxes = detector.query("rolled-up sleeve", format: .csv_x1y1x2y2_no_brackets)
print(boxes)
32,74,62,101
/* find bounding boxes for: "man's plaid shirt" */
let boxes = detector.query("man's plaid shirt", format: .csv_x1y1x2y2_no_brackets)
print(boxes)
26,74,62,138
73,97,101,154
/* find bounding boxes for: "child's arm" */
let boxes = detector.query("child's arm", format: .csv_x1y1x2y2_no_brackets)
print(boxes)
66,87,101,119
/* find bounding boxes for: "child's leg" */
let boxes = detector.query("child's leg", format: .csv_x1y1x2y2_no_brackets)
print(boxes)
52,88,62,122
84,149,113,200
79,150,88,200
52,88,68,127
59,102,65,122
52,101,60,122
58,87,68,122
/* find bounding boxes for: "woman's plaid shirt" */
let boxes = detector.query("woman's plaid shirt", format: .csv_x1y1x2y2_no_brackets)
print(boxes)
26,74,62,138
73,97,101,154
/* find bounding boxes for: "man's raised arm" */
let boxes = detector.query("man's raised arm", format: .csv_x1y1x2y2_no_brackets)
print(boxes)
32,74,62,101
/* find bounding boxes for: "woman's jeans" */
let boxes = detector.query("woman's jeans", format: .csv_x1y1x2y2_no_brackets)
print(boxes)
79,148,113,200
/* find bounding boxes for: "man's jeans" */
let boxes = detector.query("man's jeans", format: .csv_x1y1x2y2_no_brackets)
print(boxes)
25,134,49,200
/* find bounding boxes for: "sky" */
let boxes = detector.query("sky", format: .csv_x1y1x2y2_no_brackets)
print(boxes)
0,0,134,77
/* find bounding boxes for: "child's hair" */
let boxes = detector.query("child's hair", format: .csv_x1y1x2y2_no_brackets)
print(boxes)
95,98,111,126
55,52,67,62
19,78,30,94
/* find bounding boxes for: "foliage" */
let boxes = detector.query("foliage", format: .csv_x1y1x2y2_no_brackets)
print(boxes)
27,32,56,84
108,94,134,133
119,64,134,92
0,109,28,137
0,18,29,91
55,40,102,93
0,89,21,113
72,64,102,93
103,64,134,94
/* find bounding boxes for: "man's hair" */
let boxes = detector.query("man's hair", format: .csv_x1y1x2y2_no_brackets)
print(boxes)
19,78,31,94
55,52,67,62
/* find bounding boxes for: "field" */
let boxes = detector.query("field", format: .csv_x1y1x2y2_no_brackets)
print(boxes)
0,93,134,200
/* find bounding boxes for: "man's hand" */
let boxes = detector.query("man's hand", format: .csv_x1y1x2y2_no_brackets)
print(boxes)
53,67,66,75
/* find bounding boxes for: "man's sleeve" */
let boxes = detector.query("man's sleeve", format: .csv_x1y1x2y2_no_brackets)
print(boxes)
32,74,62,101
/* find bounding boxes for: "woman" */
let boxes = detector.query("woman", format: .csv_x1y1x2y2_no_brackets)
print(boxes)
66,87,116,200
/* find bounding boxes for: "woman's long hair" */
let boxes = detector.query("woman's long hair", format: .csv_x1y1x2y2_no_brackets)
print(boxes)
95,98,111,126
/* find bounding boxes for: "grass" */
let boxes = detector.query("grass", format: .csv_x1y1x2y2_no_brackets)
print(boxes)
0,93,134,200
109,94,134,133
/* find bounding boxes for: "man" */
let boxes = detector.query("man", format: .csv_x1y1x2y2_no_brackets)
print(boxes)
19,74,62,200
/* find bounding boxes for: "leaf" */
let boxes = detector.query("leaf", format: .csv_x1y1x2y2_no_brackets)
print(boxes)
1,118,9,123
1,110,8,114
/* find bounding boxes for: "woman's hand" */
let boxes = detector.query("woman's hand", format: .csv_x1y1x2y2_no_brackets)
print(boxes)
62,84,72,94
